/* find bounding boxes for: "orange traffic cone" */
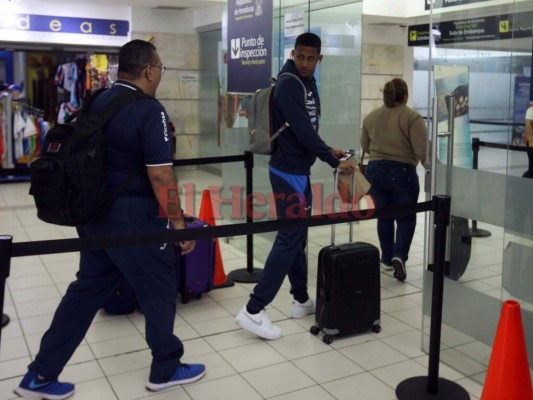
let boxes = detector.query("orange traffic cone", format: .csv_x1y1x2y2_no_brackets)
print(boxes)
481,300,533,400
198,189,214,225
198,189,234,289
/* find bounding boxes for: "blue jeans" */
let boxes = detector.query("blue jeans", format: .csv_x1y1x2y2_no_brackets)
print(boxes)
365,160,419,264
30,196,183,384
247,171,312,312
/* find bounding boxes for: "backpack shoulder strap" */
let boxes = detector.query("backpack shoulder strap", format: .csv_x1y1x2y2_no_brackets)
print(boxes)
87,88,150,125
108,164,143,202
82,87,108,111
88,89,151,199
277,72,307,101
64,88,108,123
269,72,308,141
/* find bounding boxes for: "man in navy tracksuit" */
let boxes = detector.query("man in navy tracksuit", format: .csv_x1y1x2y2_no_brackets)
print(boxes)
235,32,354,340
15,40,205,400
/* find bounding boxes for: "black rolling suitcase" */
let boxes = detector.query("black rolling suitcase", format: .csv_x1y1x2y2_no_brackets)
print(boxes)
310,163,381,345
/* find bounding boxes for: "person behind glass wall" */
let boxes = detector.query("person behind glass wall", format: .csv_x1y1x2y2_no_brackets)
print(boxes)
14,39,205,400
361,78,427,282
234,32,355,340
523,102,533,178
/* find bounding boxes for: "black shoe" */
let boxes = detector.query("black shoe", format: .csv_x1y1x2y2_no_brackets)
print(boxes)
391,257,406,282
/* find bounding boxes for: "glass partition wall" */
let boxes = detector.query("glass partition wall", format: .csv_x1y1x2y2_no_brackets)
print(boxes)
220,0,363,261
217,0,532,382
422,0,533,381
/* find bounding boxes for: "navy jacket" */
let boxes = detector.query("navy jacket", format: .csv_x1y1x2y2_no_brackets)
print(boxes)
270,60,339,175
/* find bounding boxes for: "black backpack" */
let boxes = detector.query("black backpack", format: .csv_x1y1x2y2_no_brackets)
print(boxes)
29,89,148,226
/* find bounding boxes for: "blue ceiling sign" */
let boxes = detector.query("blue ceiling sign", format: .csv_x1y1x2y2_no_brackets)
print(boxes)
0,14,129,36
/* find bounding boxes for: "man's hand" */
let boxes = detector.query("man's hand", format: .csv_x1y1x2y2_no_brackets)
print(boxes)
178,240,195,255
338,159,355,173
331,148,346,159
170,218,196,255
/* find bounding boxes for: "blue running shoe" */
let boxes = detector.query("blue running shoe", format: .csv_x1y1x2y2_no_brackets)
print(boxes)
146,363,206,392
14,370,74,400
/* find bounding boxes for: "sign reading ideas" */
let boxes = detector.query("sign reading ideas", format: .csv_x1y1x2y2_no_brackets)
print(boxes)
227,0,272,93
0,12,130,47
0,13,128,36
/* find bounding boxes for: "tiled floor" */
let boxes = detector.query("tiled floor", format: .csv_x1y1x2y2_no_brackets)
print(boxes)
0,168,490,400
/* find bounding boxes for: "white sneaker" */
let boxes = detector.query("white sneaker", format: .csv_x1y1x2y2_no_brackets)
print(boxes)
380,259,394,272
235,306,282,340
290,298,315,319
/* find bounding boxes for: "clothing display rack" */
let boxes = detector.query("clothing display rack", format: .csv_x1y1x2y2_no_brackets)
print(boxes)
0,95,47,182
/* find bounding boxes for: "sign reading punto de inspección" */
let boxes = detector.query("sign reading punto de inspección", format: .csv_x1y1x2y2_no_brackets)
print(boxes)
227,0,272,93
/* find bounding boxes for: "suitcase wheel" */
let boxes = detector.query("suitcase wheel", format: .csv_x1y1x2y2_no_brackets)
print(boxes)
310,326,320,336
372,324,381,333
323,334,334,345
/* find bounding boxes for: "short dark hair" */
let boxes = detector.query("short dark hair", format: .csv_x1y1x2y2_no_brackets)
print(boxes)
383,78,409,108
118,39,158,78
295,32,321,54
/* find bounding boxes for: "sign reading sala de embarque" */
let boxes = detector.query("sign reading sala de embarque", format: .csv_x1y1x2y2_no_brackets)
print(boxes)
227,0,272,93
424,0,493,11
408,11,533,46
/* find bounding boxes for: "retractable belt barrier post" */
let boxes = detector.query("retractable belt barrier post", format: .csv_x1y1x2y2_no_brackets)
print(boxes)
0,235,13,342
470,138,530,238
396,195,470,400
469,138,491,238
226,151,262,283
172,151,261,283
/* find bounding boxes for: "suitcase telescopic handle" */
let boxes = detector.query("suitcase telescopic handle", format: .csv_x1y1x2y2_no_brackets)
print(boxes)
332,150,356,246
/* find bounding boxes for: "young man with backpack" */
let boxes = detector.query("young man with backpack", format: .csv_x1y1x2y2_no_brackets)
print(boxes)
235,32,354,340
15,40,205,399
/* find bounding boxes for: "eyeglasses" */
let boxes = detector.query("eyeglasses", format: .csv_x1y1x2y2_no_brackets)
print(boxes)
151,64,166,75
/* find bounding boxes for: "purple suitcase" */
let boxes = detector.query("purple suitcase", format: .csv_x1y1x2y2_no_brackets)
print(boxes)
178,217,215,304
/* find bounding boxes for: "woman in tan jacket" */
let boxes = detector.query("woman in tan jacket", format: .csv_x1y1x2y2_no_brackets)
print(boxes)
361,78,427,281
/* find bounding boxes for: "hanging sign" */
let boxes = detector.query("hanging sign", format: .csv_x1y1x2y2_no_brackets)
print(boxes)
0,14,129,36
424,0,493,11
512,76,530,144
227,0,273,93
409,11,533,46
284,11,305,38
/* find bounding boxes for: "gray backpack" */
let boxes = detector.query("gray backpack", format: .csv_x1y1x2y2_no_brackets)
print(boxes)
248,72,307,155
